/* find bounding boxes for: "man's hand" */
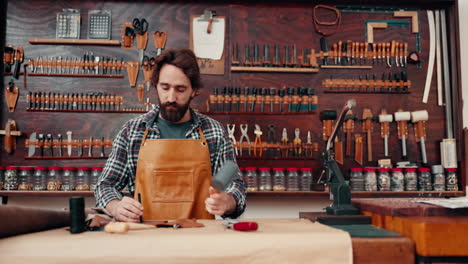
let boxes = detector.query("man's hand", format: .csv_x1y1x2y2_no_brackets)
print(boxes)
106,197,143,222
205,186,236,216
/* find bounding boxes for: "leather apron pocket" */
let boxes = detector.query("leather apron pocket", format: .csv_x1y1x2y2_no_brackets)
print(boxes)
151,170,194,202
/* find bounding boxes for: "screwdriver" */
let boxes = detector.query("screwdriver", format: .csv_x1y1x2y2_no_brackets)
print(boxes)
212,88,218,111
234,87,241,112
243,87,249,112
260,88,267,112
269,88,276,112
227,87,233,112
278,89,285,112
296,87,304,111
221,87,227,111
287,87,294,112
307,88,314,111
250,87,258,112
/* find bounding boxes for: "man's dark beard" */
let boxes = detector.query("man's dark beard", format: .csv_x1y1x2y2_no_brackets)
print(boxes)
160,101,190,123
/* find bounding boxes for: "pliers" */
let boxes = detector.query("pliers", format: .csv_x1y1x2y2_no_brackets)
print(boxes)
253,124,263,157
239,124,251,156
227,124,238,156
266,124,277,157
281,128,289,158
293,128,302,157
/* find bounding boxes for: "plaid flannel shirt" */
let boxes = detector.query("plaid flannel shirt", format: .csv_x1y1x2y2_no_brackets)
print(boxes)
94,106,246,218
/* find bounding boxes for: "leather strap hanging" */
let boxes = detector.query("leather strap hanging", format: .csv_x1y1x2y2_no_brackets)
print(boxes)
312,4,341,36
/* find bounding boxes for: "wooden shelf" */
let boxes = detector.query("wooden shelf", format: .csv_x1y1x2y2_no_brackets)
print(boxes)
236,156,318,160
24,156,108,160
27,109,146,114
200,110,316,115
27,73,124,78
28,38,121,46
320,65,373,69
0,190,463,198
324,90,410,94
350,191,465,198
0,190,95,196
231,66,319,73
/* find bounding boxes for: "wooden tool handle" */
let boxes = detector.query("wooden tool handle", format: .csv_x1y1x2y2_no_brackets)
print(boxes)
367,129,372,162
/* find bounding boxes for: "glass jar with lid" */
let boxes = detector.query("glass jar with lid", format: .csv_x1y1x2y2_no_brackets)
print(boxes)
272,167,286,191
431,165,445,191
350,168,364,191
18,166,34,191
47,166,62,191
445,168,459,191
62,167,76,191
32,166,47,191
4,166,19,190
363,167,377,191
245,167,258,192
238,167,245,183
258,167,272,191
75,167,90,191
299,168,313,191
90,167,103,191
286,167,299,191
391,168,404,191
0,166,4,190
418,167,432,191
404,168,418,191
377,168,391,191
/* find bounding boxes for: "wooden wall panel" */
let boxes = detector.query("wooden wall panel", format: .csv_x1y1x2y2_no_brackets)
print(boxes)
1,0,464,187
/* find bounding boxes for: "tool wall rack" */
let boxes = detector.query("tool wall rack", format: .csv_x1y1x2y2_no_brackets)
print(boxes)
231,66,319,73
24,138,113,160
202,111,316,115
1,0,466,199
26,73,124,78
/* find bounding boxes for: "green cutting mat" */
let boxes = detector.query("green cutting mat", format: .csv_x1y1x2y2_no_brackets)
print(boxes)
330,224,401,237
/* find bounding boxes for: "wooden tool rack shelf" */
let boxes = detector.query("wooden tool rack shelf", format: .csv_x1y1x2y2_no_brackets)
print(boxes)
28,39,121,46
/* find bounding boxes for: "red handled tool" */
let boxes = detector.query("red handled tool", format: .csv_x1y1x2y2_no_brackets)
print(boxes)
222,220,258,231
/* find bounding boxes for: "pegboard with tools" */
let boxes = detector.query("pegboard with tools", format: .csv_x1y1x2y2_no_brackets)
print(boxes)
0,0,465,198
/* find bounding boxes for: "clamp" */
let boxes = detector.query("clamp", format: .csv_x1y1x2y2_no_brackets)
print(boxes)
227,124,238,156
253,124,263,157
293,128,302,157
239,124,251,156
266,124,277,157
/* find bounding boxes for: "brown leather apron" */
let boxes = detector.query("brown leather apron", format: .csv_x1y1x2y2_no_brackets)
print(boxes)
134,127,214,221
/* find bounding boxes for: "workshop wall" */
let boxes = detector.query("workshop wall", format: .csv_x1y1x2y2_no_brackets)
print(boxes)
1,0,465,196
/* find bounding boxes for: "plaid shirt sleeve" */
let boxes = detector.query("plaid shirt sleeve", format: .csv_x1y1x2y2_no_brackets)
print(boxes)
203,116,246,219
94,123,132,208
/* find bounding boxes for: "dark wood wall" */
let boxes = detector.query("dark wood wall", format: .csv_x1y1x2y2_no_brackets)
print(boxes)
1,0,464,186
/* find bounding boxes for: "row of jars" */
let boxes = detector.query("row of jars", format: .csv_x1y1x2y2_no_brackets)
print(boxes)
349,166,458,192
0,166,103,191
241,167,313,192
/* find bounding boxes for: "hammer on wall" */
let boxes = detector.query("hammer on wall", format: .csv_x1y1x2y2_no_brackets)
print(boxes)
411,110,429,165
394,109,411,160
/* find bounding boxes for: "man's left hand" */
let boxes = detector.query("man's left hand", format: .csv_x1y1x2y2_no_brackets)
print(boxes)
205,186,236,216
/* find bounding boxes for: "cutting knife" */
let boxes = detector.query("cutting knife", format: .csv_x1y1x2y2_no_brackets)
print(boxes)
28,132,37,157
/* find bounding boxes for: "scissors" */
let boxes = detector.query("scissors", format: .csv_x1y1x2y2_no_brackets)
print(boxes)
132,18,148,35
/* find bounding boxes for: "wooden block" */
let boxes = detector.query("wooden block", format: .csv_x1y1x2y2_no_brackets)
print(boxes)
352,237,414,264
398,216,468,256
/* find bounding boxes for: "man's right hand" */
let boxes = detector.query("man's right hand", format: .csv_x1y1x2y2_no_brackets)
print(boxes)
106,197,143,222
